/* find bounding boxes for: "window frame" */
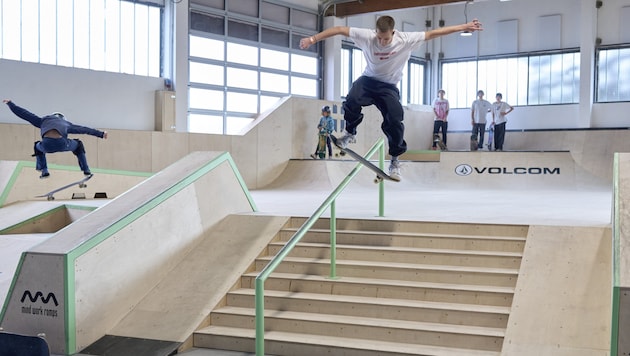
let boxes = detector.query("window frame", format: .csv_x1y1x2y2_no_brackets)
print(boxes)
439,48,581,109
188,2,320,135
596,44,630,103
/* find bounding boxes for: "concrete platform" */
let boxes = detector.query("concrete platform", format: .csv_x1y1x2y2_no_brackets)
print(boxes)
251,151,612,227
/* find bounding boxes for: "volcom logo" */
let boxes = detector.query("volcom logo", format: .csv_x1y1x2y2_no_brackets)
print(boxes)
455,164,473,176
455,164,560,176
21,291,59,306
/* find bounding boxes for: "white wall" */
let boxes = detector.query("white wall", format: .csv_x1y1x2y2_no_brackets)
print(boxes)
0,59,164,131
0,0,628,134
327,0,630,131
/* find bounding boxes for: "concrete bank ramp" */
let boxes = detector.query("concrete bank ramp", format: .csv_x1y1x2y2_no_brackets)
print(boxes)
0,151,256,355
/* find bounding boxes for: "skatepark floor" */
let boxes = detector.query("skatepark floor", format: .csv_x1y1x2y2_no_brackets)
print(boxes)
172,154,613,356
5,152,614,356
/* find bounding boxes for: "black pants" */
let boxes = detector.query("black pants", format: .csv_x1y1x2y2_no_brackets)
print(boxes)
494,122,506,150
342,76,407,157
432,121,448,147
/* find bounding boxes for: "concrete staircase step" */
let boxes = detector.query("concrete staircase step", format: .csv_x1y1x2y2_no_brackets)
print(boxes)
280,228,526,252
241,272,515,306
287,218,528,238
227,288,510,328
255,256,519,287
268,241,522,268
194,325,501,356
208,307,504,351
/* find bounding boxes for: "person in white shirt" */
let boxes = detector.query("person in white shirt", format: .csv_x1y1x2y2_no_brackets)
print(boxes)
470,90,492,150
432,89,449,150
492,93,514,151
299,16,483,181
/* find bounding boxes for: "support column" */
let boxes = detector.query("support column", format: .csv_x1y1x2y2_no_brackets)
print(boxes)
578,0,598,128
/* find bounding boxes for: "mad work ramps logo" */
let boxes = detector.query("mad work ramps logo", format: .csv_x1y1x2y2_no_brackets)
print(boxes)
20,290,60,318
454,164,560,176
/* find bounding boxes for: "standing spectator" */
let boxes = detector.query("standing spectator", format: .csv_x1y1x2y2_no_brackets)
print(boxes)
311,105,335,159
432,89,449,150
492,93,514,151
470,90,492,150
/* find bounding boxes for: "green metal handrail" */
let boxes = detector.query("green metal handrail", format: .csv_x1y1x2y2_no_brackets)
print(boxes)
254,138,387,355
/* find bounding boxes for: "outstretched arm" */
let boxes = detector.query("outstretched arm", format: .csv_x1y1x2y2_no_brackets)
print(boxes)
300,26,350,50
68,124,107,139
3,99,43,128
425,19,483,41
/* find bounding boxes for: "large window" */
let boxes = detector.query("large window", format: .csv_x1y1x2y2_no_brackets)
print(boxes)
597,46,630,102
188,1,319,135
441,50,580,108
341,43,428,106
0,0,162,77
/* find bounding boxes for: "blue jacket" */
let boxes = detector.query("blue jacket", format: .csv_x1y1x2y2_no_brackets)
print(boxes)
318,115,335,134
6,101,105,139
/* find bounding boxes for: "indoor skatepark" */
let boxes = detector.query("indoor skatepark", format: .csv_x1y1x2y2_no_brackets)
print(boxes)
0,142,620,355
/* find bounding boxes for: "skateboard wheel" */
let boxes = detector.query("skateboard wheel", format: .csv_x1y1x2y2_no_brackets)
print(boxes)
79,183,87,188
47,196,54,201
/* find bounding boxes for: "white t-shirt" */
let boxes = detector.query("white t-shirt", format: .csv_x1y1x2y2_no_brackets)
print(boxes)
471,99,492,124
349,28,426,85
493,101,511,125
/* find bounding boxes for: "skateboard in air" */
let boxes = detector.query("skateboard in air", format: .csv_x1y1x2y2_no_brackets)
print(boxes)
433,133,447,150
330,134,399,183
36,174,94,201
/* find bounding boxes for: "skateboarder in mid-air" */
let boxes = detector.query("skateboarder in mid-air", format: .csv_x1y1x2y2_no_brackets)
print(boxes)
300,16,482,181
3,99,108,178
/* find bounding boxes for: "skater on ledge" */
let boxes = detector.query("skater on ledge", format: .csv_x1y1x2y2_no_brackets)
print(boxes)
3,99,108,178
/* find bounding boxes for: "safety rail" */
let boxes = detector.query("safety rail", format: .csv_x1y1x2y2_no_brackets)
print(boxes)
254,138,387,355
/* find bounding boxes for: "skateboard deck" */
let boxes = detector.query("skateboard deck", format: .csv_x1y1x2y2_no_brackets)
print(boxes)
316,130,327,159
330,135,399,183
0,331,50,356
470,134,479,151
433,134,447,150
36,174,93,201
487,125,494,150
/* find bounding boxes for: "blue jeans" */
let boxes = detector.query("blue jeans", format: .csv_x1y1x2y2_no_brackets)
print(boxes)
35,137,90,173
472,123,486,148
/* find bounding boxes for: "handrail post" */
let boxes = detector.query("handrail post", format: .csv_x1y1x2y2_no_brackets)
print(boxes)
254,138,385,355
378,142,385,217
329,200,337,279
255,278,264,356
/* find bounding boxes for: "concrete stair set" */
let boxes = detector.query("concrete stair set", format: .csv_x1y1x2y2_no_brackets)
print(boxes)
194,218,527,355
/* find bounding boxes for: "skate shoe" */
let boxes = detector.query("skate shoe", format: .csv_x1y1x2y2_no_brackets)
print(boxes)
388,158,402,182
39,171,50,179
334,131,356,149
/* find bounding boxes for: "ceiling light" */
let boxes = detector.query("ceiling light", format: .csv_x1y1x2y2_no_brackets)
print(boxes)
461,0,474,37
